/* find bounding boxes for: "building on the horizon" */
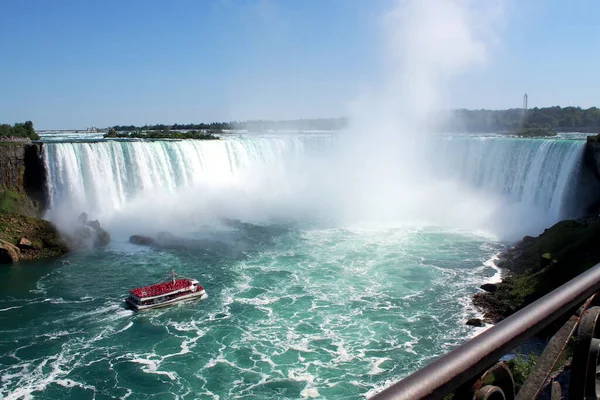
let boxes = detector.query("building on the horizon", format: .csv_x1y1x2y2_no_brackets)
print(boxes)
523,93,528,110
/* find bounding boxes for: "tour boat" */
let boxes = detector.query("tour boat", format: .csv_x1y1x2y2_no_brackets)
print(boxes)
125,273,207,311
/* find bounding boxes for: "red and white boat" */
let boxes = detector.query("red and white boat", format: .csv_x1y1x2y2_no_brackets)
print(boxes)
125,273,207,311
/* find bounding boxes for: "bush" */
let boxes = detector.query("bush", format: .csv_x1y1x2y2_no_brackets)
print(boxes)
507,353,538,390
0,121,39,140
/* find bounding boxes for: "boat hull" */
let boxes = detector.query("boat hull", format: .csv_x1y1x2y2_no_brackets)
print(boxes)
125,290,207,311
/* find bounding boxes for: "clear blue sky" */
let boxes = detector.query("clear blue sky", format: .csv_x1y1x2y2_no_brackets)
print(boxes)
1,0,598,129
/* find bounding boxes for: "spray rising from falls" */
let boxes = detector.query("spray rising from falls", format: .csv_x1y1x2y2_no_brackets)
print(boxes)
43,135,585,239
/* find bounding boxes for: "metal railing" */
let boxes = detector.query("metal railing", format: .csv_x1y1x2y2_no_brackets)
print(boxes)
371,262,600,400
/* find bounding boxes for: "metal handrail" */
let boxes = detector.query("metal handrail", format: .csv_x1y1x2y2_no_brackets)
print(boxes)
371,262,600,400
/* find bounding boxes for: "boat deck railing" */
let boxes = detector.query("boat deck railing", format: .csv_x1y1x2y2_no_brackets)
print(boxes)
371,262,600,400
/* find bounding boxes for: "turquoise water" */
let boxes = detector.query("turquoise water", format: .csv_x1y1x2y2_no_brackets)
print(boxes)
0,223,501,399
1,133,586,399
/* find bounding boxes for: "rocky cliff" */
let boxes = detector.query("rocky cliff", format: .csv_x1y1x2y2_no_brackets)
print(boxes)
0,143,47,216
0,142,67,263
585,135,600,181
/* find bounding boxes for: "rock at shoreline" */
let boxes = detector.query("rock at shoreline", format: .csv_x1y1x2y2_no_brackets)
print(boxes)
17,237,34,250
480,283,498,293
473,291,515,323
130,235,155,246
0,214,68,263
79,213,111,246
129,231,229,252
0,239,21,263
64,213,111,249
466,318,485,327
91,221,111,247
473,216,600,323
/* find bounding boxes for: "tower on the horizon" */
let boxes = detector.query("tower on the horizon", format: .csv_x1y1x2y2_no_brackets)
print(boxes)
523,93,528,110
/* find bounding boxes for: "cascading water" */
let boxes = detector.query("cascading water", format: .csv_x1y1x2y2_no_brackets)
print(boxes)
44,136,307,222
429,136,586,234
43,135,585,239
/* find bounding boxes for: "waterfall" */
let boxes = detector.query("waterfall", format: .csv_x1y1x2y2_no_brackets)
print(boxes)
42,135,587,237
431,137,585,222
44,137,305,218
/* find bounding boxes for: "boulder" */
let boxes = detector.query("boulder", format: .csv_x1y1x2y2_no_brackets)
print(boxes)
77,212,89,225
87,219,101,231
75,226,93,239
480,283,498,293
67,214,111,249
130,235,155,246
466,318,485,327
17,237,34,250
0,239,20,263
87,219,110,246
94,230,111,247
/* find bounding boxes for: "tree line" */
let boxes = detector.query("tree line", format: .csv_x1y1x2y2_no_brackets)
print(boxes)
104,128,218,140
444,106,600,133
112,118,349,132
112,122,231,132
0,121,40,140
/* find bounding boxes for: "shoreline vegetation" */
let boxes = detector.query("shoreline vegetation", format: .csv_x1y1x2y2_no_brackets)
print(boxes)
510,124,557,137
104,128,219,140
446,106,600,135
111,118,349,133
0,121,40,141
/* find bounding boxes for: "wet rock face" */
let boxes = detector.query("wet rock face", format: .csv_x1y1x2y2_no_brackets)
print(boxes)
0,143,48,217
585,139,600,181
129,235,156,246
64,213,111,250
0,145,25,189
23,143,48,213
93,228,111,247
480,283,498,293
466,318,485,327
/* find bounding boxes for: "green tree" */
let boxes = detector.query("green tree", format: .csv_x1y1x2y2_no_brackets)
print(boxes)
24,120,39,140
106,128,118,137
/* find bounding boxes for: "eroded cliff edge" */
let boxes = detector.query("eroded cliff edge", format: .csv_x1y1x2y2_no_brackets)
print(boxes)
0,142,67,263
0,142,48,215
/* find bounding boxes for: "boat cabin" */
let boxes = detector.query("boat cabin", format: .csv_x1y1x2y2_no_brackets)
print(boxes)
126,278,205,310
